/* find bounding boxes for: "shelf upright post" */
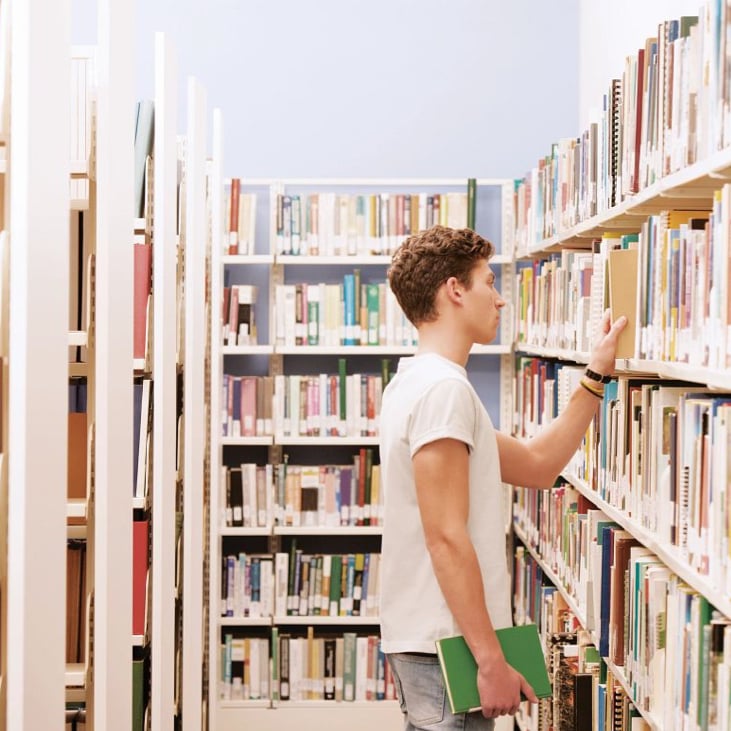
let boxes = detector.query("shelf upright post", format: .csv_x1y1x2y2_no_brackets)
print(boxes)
94,0,135,727
182,75,207,730
208,105,225,731
6,0,70,727
151,31,178,731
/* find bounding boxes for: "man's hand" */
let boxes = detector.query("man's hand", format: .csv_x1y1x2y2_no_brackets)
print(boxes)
477,653,539,718
587,308,627,376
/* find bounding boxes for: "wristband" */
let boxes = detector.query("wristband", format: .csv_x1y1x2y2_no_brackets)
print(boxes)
580,379,604,399
584,367,611,384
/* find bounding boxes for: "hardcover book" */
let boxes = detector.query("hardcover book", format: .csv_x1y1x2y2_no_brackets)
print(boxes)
436,623,552,714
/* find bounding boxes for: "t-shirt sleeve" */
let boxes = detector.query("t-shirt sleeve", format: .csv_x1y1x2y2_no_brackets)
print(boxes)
408,378,476,457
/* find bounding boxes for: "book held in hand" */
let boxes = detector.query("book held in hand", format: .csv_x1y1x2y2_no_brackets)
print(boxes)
435,623,552,714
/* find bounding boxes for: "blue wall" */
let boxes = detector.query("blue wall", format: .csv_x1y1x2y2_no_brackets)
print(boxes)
75,0,580,180
73,0,580,428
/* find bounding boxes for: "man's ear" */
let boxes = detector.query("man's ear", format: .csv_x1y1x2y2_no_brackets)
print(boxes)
444,276,463,304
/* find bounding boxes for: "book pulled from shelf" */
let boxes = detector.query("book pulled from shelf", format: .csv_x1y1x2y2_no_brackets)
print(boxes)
435,623,552,714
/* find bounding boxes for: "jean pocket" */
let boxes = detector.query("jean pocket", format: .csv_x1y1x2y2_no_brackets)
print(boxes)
389,655,446,727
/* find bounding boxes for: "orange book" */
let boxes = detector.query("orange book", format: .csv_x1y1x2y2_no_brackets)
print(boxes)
132,519,149,636
229,178,241,254
133,241,152,360
68,412,87,500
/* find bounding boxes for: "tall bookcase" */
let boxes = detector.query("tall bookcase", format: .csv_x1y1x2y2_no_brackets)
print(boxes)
0,4,215,727
0,0,9,722
208,176,516,731
509,5,731,729
7,0,75,728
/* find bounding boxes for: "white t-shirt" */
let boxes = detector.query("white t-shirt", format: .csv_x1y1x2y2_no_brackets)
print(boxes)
379,353,512,654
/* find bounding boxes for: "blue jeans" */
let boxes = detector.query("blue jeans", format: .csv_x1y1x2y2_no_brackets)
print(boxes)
387,653,496,731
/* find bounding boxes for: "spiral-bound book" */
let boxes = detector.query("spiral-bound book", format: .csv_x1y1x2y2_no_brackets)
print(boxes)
435,623,552,714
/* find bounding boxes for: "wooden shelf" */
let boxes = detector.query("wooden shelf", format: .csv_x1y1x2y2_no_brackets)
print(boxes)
65,663,85,688
221,436,273,447
222,254,274,265
521,145,731,257
68,330,87,347
218,616,272,627
273,615,380,626
273,526,382,536
274,435,379,446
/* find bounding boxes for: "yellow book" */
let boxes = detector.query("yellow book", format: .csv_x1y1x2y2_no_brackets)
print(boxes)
607,247,639,359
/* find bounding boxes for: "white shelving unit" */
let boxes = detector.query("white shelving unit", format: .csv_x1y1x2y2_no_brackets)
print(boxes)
209,177,516,731
92,0,135,728
509,18,731,722
181,75,208,731
6,1,69,728
150,32,179,731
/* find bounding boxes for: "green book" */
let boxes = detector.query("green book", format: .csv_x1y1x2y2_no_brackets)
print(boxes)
435,623,552,714
467,178,477,230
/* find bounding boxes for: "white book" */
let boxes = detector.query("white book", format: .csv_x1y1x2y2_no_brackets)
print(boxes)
355,636,368,701
135,379,151,498
249,638,260,700
274,552,289,617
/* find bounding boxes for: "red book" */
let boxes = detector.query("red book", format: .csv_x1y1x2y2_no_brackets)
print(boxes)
240,376,257,437
357,447,367,526
132,519,149,636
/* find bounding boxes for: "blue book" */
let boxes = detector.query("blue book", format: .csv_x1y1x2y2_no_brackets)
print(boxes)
598,524,616,657
342,274,356,345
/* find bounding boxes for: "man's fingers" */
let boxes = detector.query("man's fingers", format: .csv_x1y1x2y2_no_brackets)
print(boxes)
521,676,539,704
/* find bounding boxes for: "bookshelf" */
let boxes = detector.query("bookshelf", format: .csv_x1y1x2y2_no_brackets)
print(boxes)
510,4,731,729
208,176,516,731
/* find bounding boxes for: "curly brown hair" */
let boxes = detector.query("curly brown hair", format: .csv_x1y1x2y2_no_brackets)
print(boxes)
387,225,494,326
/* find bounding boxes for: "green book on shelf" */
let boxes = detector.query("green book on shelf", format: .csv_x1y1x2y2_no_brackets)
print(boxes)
436,623,552,714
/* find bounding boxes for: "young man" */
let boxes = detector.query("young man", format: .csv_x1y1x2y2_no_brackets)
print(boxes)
379,225,626,730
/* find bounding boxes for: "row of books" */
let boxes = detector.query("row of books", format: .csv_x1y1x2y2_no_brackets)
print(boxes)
514,249,596,356
274,280,417,348
515,357,731,592
220,630,395,703
595,378,731,585
274,191,469,257
222,368,388,441
512,359,583,440
221,374,273,439
221,550,380,620
221,454,382,530
513,3,731,251
224,179,257,256
513,485,731,730
273,371,384,439
513,544,650,731
222,284,257,346
515,203,730,371
633,207,725,367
